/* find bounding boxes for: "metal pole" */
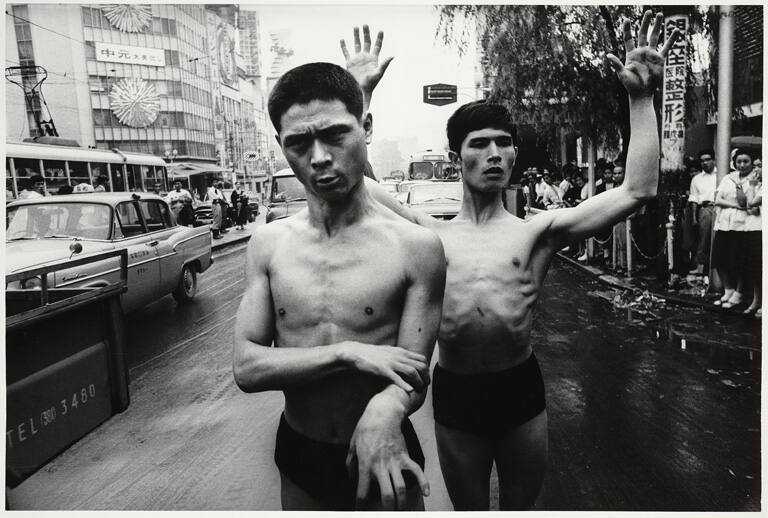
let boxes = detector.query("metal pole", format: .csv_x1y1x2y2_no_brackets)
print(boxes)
709,5,734,292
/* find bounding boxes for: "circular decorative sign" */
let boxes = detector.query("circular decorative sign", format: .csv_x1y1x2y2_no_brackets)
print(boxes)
102,5,152,33
109,78,160,127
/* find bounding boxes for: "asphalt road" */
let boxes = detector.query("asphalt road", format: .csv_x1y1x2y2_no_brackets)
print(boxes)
7,238,761,511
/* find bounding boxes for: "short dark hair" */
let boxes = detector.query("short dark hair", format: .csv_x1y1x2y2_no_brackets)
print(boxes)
268,62,363,133
446,101,516,157
699,148,715,159
30,174,44,184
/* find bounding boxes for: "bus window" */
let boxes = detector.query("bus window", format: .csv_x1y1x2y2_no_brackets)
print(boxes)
126,164,142,191
13,157,41,179
155,165,168,191
42,159,68,194
90,162,109,189
6,158,17,200
111,163,126,192
67,160,90,187
435,162,460,181
410,162,434,180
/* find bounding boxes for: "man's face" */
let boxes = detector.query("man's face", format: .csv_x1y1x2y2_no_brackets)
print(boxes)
33,180,45,194
699,154,715,173
543,174,551,184
576,176,585,187
603,169,613,181
612,166,625,184
277,99,370,202
174,182,181,191
456,128,516,193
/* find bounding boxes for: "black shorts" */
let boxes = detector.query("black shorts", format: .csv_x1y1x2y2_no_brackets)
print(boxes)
432,352,546,437
274,413,425,510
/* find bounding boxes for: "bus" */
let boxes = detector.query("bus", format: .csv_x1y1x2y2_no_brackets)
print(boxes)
6,137,169,200
407,149,460,181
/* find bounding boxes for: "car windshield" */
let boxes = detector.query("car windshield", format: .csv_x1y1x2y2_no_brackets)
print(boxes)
409,183,463,204
434,162,460,180
272,176,306,202
410,162,434,180
7,203,112,241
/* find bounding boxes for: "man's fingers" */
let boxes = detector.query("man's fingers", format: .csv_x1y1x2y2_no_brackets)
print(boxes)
389,469,407,510
660,28,680,57
649,12,664,47
356,466,371,504
353,26,361,53
372,30,384,56
363,25,371,52
402,458,430,497
377,470,396,510
605,53,624,75
622,19,635,54
340,39,350,61
399,348,426,362
637,10,652,47
386,368,414,393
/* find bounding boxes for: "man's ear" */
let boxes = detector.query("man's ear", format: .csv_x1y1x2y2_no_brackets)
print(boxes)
363,113,373,144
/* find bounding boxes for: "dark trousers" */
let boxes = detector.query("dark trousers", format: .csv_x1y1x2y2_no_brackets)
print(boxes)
694,205,714,269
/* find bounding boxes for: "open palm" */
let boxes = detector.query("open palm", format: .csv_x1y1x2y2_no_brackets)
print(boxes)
606,11,680,98
341,25,394,94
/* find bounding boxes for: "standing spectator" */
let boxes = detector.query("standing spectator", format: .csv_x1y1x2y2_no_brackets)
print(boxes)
612,165,629,271
217,180,230,233
687,149,718,275
540,172,563,209
207,180,225,239
18,174,47,199
231,181,249,230
744,167,762,316
166,180,194,226
712,149,761,309
595,164,616,194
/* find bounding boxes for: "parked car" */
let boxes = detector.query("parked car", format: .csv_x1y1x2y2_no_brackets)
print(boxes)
395,180,432,203
6,192,213,313
266,168,307,223
404,182,463,220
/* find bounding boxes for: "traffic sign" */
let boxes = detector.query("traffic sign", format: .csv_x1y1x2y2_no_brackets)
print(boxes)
423,83,457,106
243,150,259,161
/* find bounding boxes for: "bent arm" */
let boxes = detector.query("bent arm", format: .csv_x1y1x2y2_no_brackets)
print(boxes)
715,183,745,210
366,231,445,417
543,97,658,249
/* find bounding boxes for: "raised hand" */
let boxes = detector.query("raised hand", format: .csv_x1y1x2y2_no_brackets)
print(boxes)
606,10,680,98
340,25,394,100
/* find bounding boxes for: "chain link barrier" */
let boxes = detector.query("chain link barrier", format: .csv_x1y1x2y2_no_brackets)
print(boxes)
629,228,667,260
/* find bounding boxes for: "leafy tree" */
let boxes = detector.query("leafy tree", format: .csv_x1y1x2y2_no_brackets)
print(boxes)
437,5,716,163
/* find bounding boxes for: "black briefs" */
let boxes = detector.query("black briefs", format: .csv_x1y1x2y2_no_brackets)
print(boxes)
274,413,425,510
432,352,546,437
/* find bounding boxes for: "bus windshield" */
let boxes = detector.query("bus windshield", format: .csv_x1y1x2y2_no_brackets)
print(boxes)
410,162,434,180
434,162,460,180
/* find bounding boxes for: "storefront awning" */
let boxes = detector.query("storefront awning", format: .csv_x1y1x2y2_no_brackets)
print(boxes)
167,162,230,177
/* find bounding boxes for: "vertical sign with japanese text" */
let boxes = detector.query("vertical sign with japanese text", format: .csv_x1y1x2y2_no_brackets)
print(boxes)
661,15,688,172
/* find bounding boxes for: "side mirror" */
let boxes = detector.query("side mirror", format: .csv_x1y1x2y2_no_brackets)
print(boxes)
275,193,286,202
69,241,83,259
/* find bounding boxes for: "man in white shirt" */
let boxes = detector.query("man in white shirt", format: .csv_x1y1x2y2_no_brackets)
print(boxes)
18,175,46,199
688,148,718,275
207,180,226,239
541,172,563,209
166,180,194,226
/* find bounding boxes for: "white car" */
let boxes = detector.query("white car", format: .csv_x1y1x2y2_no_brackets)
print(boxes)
6,192,213,313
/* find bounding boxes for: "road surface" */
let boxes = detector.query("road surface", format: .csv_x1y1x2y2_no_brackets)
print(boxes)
7,241,760,511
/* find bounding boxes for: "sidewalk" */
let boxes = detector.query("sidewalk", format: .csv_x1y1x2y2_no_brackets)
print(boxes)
209,215,262,252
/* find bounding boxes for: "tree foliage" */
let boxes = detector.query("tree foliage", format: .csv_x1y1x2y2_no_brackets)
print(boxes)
437,5,717,161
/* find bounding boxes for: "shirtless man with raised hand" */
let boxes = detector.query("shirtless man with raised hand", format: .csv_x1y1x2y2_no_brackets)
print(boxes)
232,61,446,511
349,12,678,510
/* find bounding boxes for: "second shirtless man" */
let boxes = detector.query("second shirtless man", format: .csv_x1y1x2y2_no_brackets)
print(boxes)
359,12,678,510
233,62,446,510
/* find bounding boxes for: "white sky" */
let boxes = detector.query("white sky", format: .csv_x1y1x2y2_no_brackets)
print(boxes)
250,4,478,155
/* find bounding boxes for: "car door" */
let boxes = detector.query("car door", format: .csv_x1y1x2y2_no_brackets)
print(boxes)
114,200,160,312
138,199,181,295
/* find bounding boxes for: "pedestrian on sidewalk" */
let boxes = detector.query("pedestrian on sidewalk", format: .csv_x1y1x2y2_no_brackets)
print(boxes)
207,180,225,239
687,149,718,275
712,148,761,311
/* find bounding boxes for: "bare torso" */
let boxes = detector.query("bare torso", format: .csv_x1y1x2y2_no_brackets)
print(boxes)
267,208,418,443
431,211,552,373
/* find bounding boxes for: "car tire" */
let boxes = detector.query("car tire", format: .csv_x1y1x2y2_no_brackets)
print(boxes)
172,265,197,303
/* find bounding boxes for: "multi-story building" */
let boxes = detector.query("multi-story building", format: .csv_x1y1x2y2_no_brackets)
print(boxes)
6,3,273,196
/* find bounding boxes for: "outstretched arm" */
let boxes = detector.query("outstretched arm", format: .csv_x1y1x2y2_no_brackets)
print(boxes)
341,25,394,113
233,226,429,395
541,11,680,249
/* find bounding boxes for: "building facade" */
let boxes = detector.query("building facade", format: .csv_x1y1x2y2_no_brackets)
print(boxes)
6,4,272,193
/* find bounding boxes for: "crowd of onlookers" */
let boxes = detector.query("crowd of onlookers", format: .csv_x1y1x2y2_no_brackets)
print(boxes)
519,148,762,317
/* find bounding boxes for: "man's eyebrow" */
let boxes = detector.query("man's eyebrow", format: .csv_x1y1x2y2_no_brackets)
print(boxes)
282,130,311,145
317,123,352,136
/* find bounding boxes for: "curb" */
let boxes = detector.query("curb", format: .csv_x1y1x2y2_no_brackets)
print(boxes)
555,252,721,312
212,232,251,252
